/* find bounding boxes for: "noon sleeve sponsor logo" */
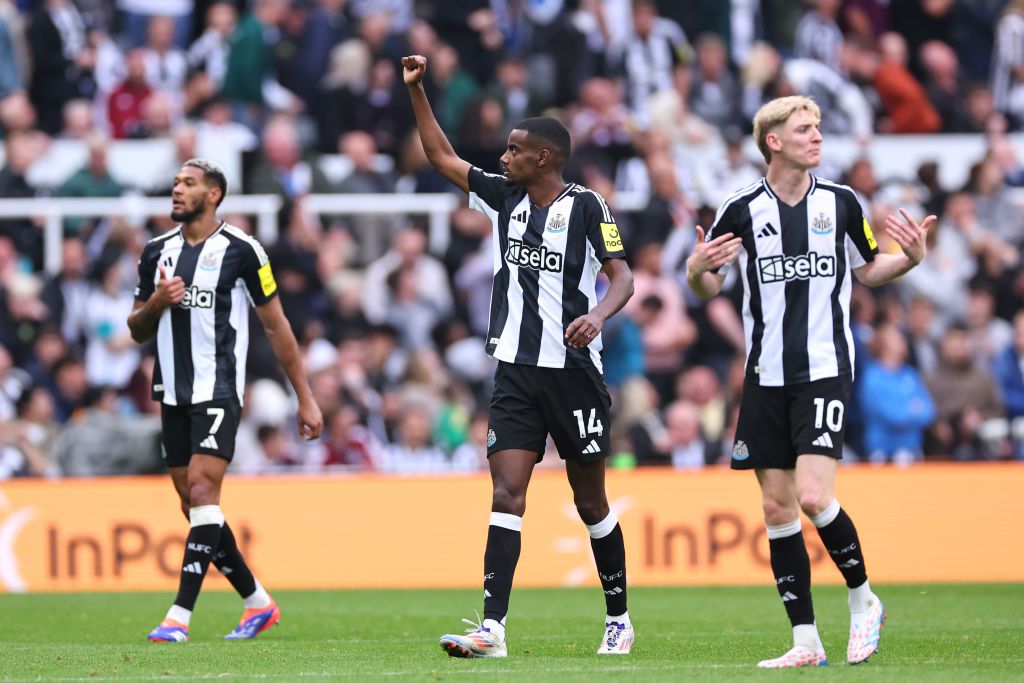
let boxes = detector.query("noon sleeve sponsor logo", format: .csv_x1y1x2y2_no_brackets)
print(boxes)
258,262,277,296
863,217,877,250
600,223,623,252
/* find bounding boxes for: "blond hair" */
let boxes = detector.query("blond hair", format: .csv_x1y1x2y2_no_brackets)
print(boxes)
752,96,821,164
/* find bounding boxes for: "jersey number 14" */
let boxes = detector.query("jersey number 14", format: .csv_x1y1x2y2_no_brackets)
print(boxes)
573,409,604,438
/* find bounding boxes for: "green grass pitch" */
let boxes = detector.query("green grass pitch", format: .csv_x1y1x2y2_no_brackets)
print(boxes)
1,585,1022,682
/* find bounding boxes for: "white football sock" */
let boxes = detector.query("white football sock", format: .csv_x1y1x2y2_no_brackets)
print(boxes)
482,617,505,642
166,604,191,626
793,623,822,650
849,580,873,613
244,579,272,609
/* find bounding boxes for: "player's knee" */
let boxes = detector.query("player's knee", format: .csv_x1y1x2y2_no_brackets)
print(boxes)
761,497,795,525
798,491,832,518
179,500,191,519
491,486,526,516
573,498,609,526
187,478,219,507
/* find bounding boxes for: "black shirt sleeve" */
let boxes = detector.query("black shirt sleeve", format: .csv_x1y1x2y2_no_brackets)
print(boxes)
239,237,279,307
134,243,159,302
467,166,512,213
582,190,626,262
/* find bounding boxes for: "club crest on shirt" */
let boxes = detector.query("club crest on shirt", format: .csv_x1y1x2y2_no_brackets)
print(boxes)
198,251,221,271
811,212,834,235
546,213,567,233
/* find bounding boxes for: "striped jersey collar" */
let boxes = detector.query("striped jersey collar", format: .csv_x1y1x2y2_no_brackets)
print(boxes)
761,175,817,203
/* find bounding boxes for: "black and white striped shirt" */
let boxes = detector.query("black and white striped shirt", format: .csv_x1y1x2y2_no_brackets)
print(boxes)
467,167,625,373
706,177,878,386
134,223,278,405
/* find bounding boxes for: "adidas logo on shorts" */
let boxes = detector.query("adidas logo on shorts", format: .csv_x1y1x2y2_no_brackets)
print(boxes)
811,433,834,448
582,439,601,455
200,435,219,450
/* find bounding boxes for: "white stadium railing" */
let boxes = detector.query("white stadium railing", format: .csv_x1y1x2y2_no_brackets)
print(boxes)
0,193,461,274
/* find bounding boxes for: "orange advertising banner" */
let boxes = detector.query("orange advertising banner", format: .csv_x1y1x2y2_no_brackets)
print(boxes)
0,463,1021,593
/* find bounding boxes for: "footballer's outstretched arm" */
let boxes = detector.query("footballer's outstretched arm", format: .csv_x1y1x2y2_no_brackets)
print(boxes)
254,297,324,441
402,54,471,193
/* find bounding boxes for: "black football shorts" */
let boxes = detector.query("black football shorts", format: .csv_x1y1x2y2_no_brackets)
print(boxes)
160,398,242,467
731,374,851,470
487,361,612,462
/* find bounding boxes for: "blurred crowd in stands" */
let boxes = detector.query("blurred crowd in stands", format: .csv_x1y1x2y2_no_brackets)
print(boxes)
3,0,1024,478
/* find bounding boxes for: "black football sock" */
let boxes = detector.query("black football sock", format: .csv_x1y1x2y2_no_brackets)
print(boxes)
173,505,224,611
211,522,258,599
767,519,815,627
587,512,628,618
812,500,868,589
482,512,522,629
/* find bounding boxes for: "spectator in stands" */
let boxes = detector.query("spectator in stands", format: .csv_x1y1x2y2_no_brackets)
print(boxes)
741,42,874,142
632,151,694,248
614,376,668,467
54,133,124,235
117,0,193,49
248,113,335,199
847,33,941,134
316,39,373,153
965,279,1014,367
275,0,338,110
675,365,727,461
794,0,844,73
967,153,1024,247
991,0,1024,130
898,204,974,327
427,42,479,137
905,295,940,375
699,127,761,208
627,241,696,404
187,1,237,88
142,15,188,99
130,90,177,139
688,33,741,132
919,39,975,133
0,91,37,139
195,95,258,158
0,134,41,268
0,2,23,100
377,403,449,473
860,322,935,464
646,64,717,152
488,57,546,136
991,310,1024,458
268,199,323,340
27,0,94,135
570,77,634,180
221,0,295,124
619,0,689,124
59,99,94,140
334,129,403,260
0,343,30,422
361,226,452,326
322,402,379,469
663,399,711,469
925,323,1006,459
0,385,55,478
83,258,138,390
107,48,152,139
